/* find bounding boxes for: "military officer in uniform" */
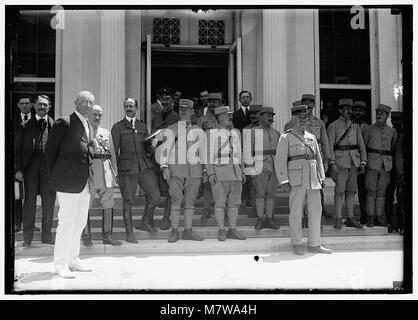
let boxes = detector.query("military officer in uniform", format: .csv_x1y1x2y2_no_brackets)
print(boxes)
362,104,397,227
385,111,403,232
206,106,247,241
197,93,222,223
327,98,366,229
352,101,370,224
111,98,160,243
82,105,122,246
159,99,205,242
302,94,332,220
250,107,280,230
284,100,301,132
275,104,331,255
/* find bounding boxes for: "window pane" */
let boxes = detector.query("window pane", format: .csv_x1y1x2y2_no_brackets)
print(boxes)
320,89,371,127
319,8,370,84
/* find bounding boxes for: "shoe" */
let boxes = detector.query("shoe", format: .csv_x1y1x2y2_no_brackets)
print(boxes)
135,220,156,232
22,242,31,247
41,238,55,245
307,246,332,254
125,232,138,243
226,229,247,240
182,229,204,241
159,218,171,231
103,235,122,246
367,216,375,227
375,216,386,227
55,267,76,279
322,208,334,219
254,218,264,230
218,229,227,242
263,218,280,230
33,226,40,232
292,245,304,256
344,217,363,229
69,260,92,272
83,238,93,247
334,218,342,229
168,229,180,243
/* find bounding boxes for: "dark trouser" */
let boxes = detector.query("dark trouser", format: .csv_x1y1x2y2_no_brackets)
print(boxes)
15,199,23,228
23,154,56,243
385,170,397,227
357,172,367,223
119,168,160,208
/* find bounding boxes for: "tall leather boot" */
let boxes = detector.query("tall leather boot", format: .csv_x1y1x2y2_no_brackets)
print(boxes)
226,207,246,240
321,189,334,219
375,197,387,226
254,198,265,230
160,197,171,230
136,204,156,232
168,208,180,243
214,207,226,241
334,194,344,229
103,208,122,246
183,208,204,241
82,210,93,246
122,206,137,243
264,197,279,229
366,194,375,227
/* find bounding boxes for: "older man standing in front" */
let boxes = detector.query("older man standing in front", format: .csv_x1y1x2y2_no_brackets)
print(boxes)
46,91,95,278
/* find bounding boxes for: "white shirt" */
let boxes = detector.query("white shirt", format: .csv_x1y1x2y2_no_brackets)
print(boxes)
241,106,249,116
21,113,31,122
203,107,208,116
125,116,136,128
35,114,48,121
75,110,89,138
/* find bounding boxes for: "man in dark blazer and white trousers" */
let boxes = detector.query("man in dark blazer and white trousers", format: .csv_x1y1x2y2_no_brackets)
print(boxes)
14,95,55,246
45,91,95,278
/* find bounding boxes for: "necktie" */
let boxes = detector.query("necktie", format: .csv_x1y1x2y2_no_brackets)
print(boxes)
23,114,28,122
130,119,134,128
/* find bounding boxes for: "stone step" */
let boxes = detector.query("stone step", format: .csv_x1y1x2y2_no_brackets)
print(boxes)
14,234,402,257
15,225,388,242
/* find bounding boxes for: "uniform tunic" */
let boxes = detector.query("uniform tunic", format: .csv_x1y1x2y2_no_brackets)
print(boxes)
275,129,325,246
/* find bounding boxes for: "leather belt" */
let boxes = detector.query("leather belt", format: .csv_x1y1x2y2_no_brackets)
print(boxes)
92,153,112,159
334,145,358,151
288,154,315,161
367,148,393,156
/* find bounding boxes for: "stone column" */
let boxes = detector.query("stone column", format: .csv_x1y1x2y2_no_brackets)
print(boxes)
100,10,126,131
262,10,288,133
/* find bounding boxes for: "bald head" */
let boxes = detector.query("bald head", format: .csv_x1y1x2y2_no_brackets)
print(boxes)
75,91,95,117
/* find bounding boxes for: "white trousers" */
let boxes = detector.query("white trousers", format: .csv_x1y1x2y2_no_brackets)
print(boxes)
53,185,91,269
289,186,321,247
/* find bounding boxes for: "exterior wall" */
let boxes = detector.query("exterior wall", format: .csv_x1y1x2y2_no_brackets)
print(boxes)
60,10,101,117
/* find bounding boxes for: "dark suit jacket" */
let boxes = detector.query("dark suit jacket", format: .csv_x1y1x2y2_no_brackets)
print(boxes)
45,112,93,193
232,108,250,132
151,108,180,131
14,117,54,174
111,118,154,175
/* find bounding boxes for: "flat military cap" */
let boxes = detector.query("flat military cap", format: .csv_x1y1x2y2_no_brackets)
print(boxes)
301,94,315,101
375,103,392,114
249,105,262,112
159,87,175,96
291,104,308,115
207,92,222,101
260,106,275,115
391,111,402,119
353,101,366,109
292,100,302,107
214,106,233,115
338,98,353,107
178,99,194,109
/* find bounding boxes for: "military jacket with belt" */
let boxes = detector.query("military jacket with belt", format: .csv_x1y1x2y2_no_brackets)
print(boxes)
252,125,280,173
159,121,205,178
91,126,118,189
327,116,367,169
111,118,154,175
275,129,325,189
205,125,243,181
306,115,330,162
362,123,397,172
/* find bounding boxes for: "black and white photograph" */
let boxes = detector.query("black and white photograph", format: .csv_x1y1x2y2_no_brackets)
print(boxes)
2,1,413,299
